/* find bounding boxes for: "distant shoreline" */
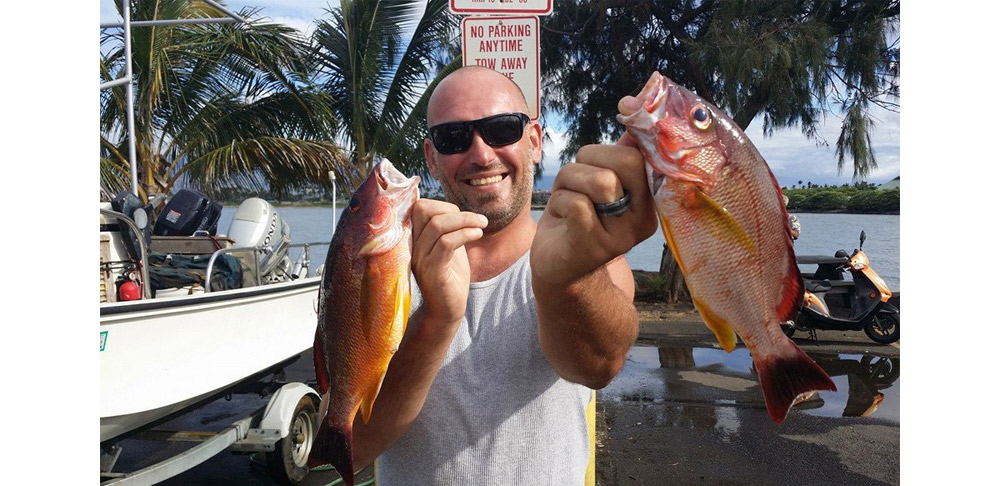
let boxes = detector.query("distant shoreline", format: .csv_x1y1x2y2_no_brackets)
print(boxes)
242,201,898,216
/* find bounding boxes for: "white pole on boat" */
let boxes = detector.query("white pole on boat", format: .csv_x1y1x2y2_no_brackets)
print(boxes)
329,170,337,236
122,0,139,197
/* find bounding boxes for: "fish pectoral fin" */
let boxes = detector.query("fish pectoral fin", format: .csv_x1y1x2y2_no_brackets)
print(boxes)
687,188,756,257
394,271,411,340
359,370,388,424
692,296,738,352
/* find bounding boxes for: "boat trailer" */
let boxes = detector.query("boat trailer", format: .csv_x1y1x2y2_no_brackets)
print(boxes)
100,382,319,485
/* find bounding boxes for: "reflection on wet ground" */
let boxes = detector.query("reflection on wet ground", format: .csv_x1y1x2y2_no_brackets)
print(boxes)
596,343,900,486
603,344,900,424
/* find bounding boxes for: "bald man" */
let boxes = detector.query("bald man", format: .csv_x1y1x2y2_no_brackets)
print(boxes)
347,66,658,485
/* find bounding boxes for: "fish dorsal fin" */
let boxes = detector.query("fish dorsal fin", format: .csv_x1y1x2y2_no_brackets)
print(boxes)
359,271,411,424
687,188,756,257
692,296,738,352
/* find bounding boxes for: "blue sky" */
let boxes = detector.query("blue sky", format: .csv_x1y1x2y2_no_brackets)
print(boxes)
100,0,900,188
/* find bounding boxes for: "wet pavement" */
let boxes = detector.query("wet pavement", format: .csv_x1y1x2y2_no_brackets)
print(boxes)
104,323,899,486
597,325,900,486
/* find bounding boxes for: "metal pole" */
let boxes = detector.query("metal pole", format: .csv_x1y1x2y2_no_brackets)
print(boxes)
100,18,239,29
329,171,337,236
201,0,249,23
100,77,130,90
123,0,139,197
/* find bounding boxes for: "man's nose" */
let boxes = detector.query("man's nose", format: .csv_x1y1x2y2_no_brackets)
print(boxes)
465,130,496,165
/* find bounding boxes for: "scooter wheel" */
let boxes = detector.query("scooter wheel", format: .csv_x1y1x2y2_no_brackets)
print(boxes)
864,313,899,344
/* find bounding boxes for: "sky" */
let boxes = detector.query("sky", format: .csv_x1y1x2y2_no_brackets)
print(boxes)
99,0,900,188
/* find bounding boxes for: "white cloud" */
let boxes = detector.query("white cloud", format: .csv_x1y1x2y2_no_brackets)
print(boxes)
540,126,567,175
100,1,331,38
748,104,900,187
536,102,900,187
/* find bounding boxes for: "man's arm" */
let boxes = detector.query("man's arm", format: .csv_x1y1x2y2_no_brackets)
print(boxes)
350,199,486,469
533,254,638,389
530,140,658,389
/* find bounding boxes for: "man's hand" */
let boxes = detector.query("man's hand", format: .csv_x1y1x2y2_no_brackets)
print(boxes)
410,199,488,324
531,144,657,286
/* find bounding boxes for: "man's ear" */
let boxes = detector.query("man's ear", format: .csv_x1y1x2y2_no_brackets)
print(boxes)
423,138,440,180
528,121,544,164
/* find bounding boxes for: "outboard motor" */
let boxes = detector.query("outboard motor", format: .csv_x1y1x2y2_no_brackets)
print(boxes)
153,189,223,236
110,190,153,261
227,198,292,281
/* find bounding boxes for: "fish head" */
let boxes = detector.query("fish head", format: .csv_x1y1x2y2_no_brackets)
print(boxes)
617,72,735,195
340,159,421,257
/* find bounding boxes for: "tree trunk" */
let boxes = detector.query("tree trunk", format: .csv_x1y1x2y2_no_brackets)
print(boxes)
658,243,691,303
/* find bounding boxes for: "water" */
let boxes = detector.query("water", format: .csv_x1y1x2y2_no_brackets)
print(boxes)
604,343,900,424
218,206,900,290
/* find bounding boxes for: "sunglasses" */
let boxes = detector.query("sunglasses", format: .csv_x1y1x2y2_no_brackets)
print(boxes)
428,112,530,155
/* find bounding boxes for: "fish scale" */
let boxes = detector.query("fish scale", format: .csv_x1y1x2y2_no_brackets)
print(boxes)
620,72,835,424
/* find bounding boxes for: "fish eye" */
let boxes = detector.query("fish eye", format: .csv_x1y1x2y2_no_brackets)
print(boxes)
690,106,711,130
349,194,361,212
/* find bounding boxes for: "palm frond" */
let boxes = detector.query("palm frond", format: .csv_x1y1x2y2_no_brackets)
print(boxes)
181,137,350,194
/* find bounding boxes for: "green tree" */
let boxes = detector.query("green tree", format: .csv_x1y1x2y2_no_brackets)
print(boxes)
100,0,349,201
542,0,898,180
801,190,849,211
540,0,898,302
311,0,460,196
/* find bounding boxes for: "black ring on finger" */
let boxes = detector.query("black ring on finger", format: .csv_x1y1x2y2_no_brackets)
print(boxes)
594,190,630,217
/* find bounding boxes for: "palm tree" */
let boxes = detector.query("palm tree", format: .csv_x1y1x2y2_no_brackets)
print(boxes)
100,0,349,201
311,0,460,195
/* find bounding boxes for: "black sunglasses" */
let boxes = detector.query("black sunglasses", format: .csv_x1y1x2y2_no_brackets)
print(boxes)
428,112,530,155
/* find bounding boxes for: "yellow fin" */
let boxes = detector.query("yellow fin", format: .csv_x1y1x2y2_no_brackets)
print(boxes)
359,371,385,424
691,189,756,256
659,214,687,274
360,271,410,425
692,296,738,352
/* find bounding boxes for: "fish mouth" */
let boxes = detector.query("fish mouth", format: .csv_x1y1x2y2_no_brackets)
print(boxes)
622,72,712,189
375,158,421,222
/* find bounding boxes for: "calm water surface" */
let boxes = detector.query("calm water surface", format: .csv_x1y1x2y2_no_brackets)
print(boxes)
218,207,900,291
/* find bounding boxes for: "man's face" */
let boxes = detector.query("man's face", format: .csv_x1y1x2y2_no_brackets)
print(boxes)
424,72,541,234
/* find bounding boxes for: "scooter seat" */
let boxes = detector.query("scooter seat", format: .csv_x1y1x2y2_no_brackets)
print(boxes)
805,279,832,293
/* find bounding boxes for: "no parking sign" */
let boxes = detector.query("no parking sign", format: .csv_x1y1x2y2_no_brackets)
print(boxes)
461,16,540,119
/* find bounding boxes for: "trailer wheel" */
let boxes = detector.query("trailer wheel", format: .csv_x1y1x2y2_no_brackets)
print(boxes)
267,396,316,485
864,313,899,344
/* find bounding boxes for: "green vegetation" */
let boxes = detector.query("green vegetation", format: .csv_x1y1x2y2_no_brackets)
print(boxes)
100,0,348,201
311,0,458,196
100,0,456,201
541,0,899,182
782,183,899,214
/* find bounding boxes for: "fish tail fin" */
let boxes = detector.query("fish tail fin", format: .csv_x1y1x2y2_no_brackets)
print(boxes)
754,338,836,424
307,417,355,486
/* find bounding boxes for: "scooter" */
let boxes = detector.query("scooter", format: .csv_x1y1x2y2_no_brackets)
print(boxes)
784,231,900,344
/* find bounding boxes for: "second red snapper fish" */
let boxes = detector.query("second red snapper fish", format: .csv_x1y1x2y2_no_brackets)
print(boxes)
308,159,419,484
617,72,835,424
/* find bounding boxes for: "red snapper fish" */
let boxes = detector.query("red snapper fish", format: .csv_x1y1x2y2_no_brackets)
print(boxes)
308,159,419,484
617,72,835,424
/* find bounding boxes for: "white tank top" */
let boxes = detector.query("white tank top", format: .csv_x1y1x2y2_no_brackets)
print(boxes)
375,251,594,485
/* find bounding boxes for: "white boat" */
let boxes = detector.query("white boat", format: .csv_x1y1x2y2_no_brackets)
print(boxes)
99,3,338,483
99,195,328,442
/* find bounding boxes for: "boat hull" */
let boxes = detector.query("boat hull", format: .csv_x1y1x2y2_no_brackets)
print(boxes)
100,277,320,443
